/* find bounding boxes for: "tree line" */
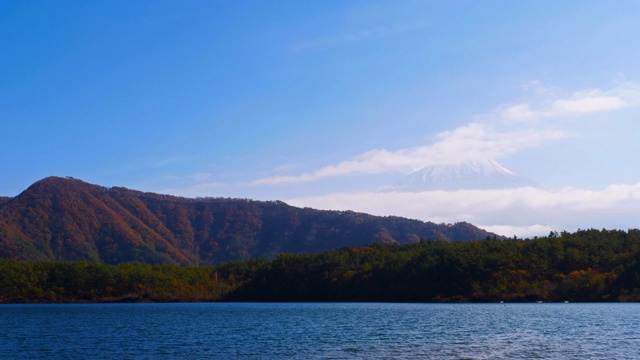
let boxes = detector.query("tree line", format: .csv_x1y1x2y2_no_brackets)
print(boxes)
1,228,639,303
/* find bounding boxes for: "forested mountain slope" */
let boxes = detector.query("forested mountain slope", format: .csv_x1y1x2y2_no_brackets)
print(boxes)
0,177,495,265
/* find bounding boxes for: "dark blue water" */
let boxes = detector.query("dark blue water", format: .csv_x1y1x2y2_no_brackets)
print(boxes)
1,303,639,359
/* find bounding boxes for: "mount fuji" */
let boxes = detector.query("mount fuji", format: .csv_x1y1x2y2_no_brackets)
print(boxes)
385,159,539,192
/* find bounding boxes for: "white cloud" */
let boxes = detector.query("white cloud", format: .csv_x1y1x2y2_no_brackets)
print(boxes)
285,183,640,238
253,123,568,185
551,91,625,115
500,82,640,121
500,103,538,121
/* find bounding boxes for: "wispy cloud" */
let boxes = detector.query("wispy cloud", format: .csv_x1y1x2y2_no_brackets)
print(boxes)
190,173,214,181
157,173,214,182
291,21,426,52
161,181,226,198
273,164,298,173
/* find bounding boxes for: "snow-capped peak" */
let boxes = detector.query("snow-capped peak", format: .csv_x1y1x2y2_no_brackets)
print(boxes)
385,159,538,191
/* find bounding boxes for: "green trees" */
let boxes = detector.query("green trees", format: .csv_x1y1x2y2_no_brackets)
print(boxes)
0,260,245,303
228,229,640,302
1,228,640,303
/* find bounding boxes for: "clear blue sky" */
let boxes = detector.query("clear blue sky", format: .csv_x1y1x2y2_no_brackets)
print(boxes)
2,1,640,237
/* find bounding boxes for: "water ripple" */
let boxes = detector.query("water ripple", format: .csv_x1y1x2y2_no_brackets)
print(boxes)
1,303,639,359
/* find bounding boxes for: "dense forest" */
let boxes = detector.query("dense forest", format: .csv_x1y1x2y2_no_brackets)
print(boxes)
2,229,639,303
0,177,493,264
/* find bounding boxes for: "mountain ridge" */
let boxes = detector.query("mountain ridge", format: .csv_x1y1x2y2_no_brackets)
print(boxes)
0,176,499,265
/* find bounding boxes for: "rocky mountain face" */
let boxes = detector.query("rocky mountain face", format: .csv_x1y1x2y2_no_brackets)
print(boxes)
387,159,539,192
0,177,498,265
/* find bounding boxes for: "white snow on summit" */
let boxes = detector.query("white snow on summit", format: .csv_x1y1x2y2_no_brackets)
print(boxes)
385,159,539,192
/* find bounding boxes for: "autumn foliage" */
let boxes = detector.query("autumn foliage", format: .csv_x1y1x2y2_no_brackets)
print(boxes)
0,177,493,265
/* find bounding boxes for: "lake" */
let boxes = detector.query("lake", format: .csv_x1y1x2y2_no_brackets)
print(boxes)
1,302,639,359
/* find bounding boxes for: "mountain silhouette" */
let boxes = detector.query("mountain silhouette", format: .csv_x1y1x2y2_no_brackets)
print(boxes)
0,177,497,265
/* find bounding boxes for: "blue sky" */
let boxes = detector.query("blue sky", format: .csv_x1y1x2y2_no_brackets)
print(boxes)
2,1,640,237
